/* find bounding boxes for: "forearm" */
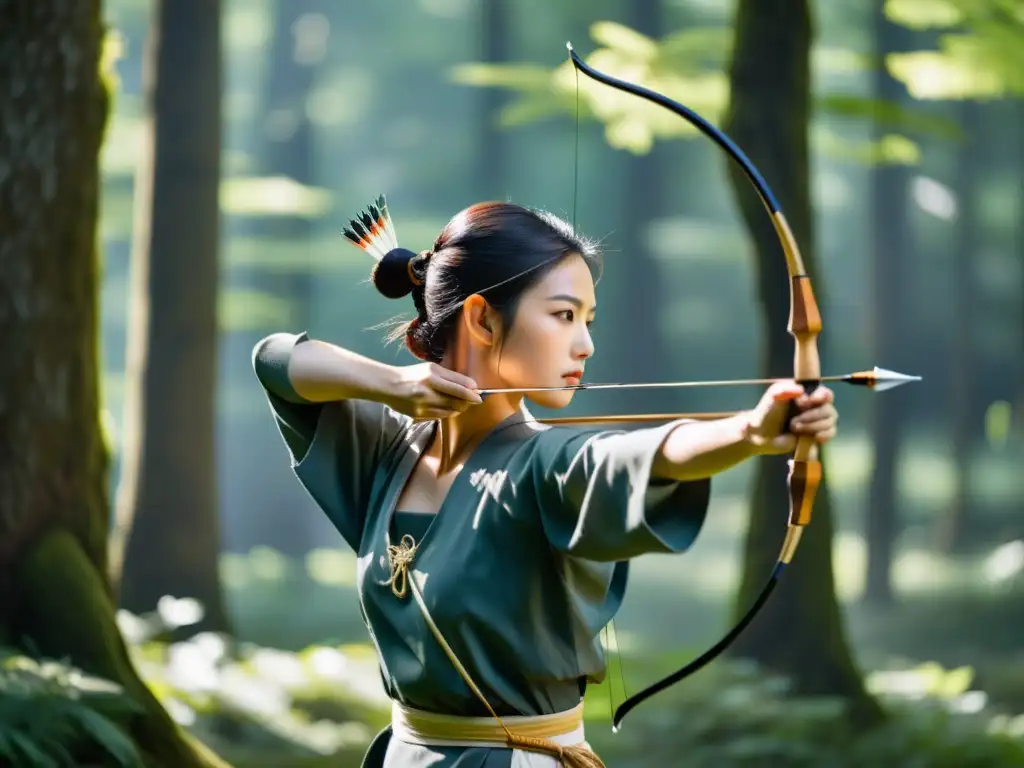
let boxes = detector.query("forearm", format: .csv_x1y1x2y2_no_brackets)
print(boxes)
287,337,398,403
652,413,761,482
254,333,397,404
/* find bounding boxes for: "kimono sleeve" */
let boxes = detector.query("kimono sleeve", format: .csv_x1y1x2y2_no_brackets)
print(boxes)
251,332,412,550
532,421,711,561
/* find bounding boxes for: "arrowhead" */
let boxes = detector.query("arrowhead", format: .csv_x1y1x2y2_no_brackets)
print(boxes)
871,366,922,392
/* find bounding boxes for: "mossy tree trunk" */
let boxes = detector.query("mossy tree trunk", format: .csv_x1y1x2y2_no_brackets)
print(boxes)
0,2,228,764
108,0,230,634
721,0,884,725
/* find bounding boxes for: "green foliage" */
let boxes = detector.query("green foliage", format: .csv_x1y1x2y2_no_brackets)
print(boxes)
451,21,731,154
452,21,960,162
126,618,1024,768
112,547,1024,767
124,629,389,765
886,0,1024,98
0,649,143,767
586,660,1024,767
985,400,1014,449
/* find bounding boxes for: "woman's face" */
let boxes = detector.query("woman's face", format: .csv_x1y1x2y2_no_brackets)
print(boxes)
492,253,596,409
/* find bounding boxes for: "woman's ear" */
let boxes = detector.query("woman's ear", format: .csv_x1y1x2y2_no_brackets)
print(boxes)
463,294,496,346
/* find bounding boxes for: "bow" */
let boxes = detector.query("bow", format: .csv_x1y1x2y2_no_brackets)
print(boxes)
565,42,827,731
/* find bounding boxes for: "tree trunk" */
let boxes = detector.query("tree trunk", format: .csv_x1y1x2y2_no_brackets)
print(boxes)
938,99,981,552
721,0,883,725
478,0,510,199
863,6,910,606
592,0,668,416
228,0,326,557
0,2,228,764
109,0,230,635
620,0,668,389
1017,100,1024,437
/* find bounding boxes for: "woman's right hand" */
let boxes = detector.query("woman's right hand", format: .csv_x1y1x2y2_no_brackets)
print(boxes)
384,362,482,420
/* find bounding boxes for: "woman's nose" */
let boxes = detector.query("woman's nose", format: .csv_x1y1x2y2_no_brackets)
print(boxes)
574,327,594,359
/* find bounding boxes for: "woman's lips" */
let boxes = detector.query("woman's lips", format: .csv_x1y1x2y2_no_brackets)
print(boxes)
563,371,583,386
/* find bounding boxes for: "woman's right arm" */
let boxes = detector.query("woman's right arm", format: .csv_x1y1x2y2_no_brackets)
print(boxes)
251,332,480,549
254,332,481,417
252,332,413,550
287,336,405,403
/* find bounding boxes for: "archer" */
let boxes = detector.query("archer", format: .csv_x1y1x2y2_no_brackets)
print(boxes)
251,197,838,767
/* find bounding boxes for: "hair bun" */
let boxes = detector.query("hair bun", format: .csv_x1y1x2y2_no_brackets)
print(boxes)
371,247,423,299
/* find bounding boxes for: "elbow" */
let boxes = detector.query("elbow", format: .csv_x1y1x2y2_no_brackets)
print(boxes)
251,331,310,398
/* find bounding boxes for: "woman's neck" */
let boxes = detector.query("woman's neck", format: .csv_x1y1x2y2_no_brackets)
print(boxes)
431,343,521,473
430,394,522,474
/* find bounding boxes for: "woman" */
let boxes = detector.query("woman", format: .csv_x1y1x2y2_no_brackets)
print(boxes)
252,199,838,767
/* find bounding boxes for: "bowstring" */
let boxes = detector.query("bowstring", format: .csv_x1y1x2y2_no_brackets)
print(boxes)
572,55,628,721
572,60,580,230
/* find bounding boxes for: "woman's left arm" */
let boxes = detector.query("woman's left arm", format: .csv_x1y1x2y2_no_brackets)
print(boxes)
652,381,838,483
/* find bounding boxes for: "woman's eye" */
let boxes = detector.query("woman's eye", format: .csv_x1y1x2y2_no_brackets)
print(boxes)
558,309,574,322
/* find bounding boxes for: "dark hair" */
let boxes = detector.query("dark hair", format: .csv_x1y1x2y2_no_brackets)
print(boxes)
372,202,602,362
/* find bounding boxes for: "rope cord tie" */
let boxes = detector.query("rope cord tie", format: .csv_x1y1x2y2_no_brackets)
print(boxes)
386,534,417,599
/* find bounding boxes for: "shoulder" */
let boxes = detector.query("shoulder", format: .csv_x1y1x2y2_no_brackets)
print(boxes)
316,398,418,453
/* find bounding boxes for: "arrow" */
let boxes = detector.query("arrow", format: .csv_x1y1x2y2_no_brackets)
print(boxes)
477,367,921,396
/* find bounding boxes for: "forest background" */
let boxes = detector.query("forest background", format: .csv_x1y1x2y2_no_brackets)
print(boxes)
1,0,1022,765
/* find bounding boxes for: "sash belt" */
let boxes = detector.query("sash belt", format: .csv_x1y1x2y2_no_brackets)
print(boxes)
391,700,586,750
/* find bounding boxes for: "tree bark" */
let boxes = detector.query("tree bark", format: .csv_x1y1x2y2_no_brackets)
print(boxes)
109,0,230,634
721,0,883,725
0,2,228,764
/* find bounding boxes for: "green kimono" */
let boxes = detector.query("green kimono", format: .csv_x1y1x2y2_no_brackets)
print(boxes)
252,332,711,767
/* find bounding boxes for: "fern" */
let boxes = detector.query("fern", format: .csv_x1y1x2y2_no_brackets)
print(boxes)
0,648,143,767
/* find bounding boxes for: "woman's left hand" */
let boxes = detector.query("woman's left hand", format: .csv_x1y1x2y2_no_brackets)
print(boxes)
744,381,838,455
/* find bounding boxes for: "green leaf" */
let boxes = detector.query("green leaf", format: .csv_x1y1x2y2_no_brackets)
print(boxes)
605,117,655,154
885,0,964,29
7,731,58,768
589,21,658,61
885,5,1024,99
814,127,922,166
813,46,874,75
658,26,732,70
73,708,144,767
498,93,576,128
887,50,1009,99
449,63,555,91
817,94,962,139
984,400,1013,448
450,62,579,128
936,665,975,698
